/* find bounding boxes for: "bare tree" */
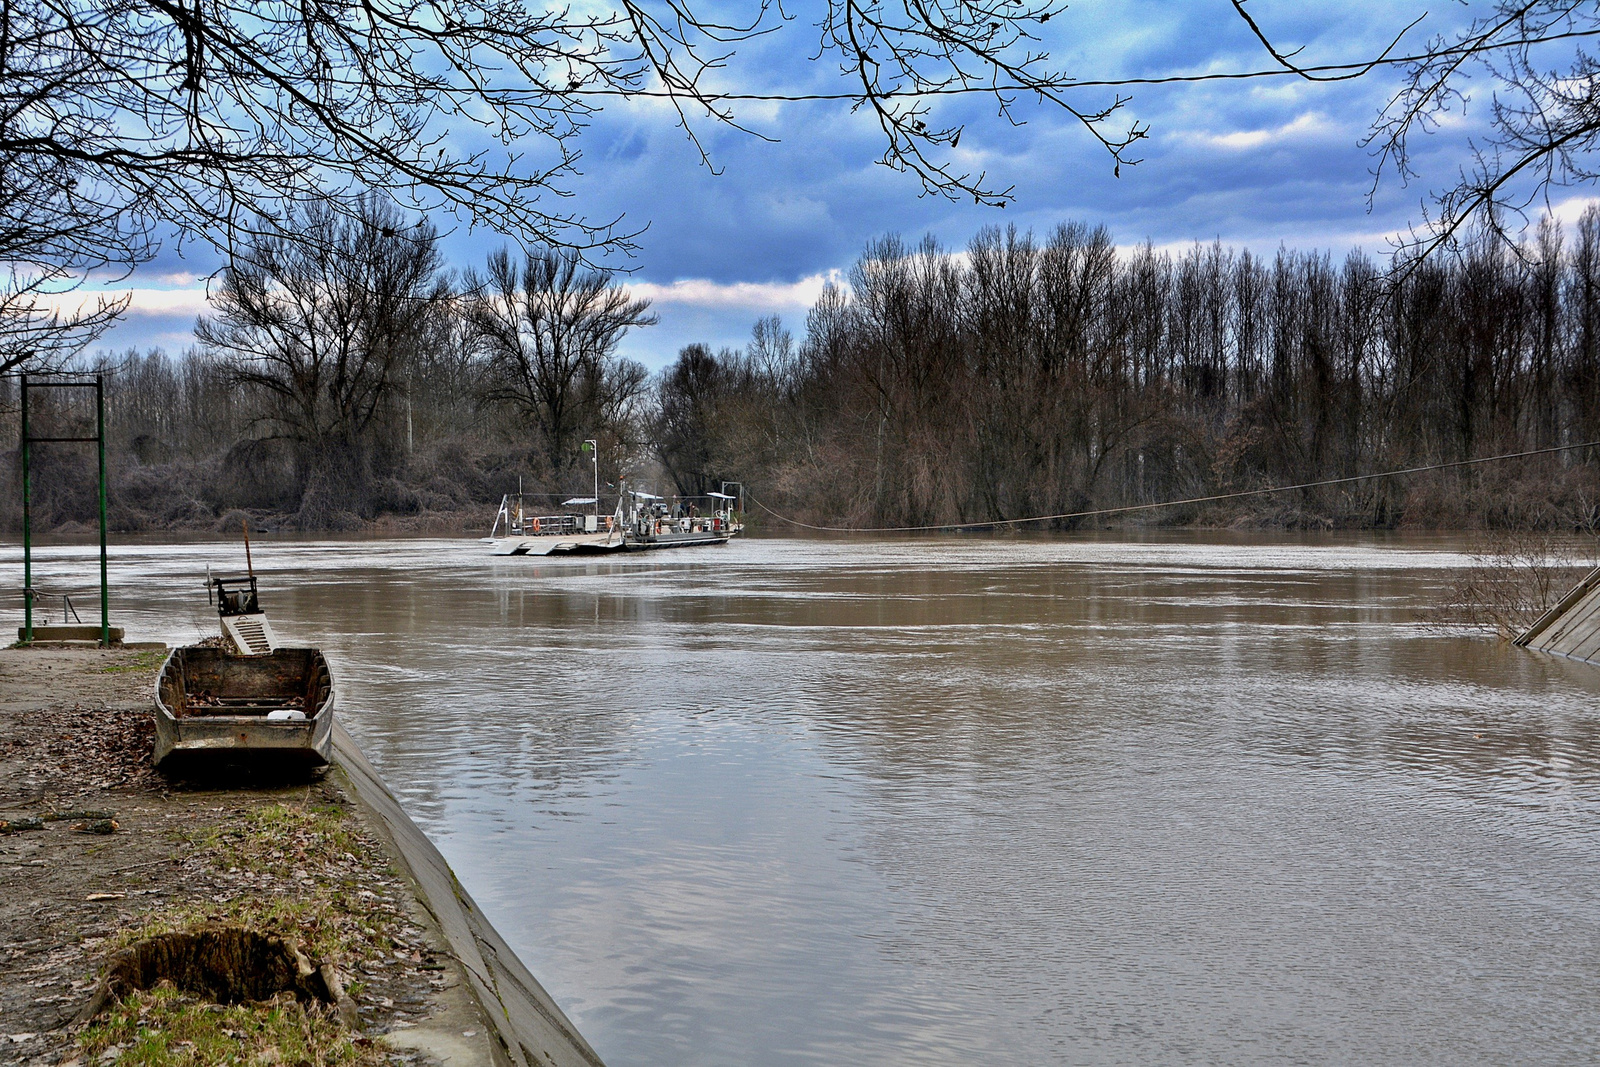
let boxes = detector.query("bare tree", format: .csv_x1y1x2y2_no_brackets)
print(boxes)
655,343,726,496
35,214,1600,534
466,247,655,477
197,197,449,519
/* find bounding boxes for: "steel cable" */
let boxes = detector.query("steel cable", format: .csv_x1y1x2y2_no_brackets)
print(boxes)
748,440,1600,534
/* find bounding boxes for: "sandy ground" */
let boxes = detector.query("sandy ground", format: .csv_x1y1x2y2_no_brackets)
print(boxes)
0,646,471,1066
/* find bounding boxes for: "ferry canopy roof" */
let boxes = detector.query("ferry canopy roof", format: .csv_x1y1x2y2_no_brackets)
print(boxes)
631,491,664,500
706,492,735,499
561,497,597,506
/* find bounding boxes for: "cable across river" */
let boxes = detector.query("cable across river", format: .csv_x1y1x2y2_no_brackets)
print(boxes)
747,440,1600,534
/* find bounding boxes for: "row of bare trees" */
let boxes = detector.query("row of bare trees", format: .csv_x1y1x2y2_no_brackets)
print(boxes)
0,198,657,532
659,215,1600,530
14,208,1600,534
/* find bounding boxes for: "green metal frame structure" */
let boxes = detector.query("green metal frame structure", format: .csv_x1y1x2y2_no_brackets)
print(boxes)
18,373,110,646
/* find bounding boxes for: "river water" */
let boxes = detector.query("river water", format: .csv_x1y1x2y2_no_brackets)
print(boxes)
8,533,1600,1064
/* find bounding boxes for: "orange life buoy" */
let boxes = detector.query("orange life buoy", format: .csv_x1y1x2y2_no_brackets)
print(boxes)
605,516,614,531
531,517,541,533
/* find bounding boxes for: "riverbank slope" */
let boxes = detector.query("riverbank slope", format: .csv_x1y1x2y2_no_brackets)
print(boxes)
0,645,601,1067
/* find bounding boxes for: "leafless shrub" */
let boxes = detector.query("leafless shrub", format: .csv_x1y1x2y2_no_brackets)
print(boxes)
1433,531,1600,639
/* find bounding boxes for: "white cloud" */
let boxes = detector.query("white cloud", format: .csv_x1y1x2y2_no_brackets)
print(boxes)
1188,111,1335,151
71,275,842,335
38,286,212,319
121,288,213,316
624,270,845,311
1548,195,1600,228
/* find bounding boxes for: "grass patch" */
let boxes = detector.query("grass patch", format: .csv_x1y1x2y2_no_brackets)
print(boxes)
79,985,382,1067
82,801,423,1064
184,803,362,871
98,648,171,675
161,803,388,963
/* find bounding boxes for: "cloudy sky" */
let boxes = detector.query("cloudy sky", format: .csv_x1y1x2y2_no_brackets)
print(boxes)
78,0,1572,370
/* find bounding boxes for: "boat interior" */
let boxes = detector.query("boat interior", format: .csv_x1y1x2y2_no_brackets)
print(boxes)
160,647,332,719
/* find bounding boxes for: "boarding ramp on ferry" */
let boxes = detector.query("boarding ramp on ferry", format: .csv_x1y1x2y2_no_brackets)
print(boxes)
1516,567,1600,662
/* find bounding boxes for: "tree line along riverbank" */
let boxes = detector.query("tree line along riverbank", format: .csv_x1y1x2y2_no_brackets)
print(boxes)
8,212,1600,535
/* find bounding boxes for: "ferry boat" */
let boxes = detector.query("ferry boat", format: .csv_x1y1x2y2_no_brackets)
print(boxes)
484,490,742,555
621,490,742,550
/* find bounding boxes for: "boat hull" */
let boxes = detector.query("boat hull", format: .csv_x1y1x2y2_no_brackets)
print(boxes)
489,532,625,556
153,646,336,771
624,531,733,550
153,712,334,769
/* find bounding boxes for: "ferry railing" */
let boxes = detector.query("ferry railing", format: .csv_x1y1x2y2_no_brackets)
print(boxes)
642,513,740,536
504,514,603,537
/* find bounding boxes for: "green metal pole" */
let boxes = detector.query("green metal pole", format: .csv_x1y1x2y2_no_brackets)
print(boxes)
96,375,109,646
20,374,30,644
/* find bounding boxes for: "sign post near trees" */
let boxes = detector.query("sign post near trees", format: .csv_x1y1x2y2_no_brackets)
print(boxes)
18,373,111,647
583,440,599,516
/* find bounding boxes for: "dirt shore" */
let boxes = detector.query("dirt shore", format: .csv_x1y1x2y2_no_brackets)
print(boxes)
0,646,487,1067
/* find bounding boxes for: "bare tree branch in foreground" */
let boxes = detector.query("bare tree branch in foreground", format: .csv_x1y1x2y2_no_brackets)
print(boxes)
0,0,1169,371
1232,1,1600,260
0,0,1159,267
0,284,128,376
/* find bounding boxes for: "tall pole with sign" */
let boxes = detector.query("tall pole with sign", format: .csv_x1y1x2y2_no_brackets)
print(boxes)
584,439,598,519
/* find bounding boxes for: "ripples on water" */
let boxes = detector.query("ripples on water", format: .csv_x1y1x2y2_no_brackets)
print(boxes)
9,533,1600,1064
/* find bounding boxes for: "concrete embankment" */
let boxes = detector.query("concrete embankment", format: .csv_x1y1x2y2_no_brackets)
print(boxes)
0,645,603,1067
331,723,604,1067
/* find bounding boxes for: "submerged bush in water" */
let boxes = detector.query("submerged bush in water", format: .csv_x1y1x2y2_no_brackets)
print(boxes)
1435,532,1600,639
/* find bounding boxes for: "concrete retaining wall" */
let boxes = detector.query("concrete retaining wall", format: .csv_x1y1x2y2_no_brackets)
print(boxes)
1518,565,1600,663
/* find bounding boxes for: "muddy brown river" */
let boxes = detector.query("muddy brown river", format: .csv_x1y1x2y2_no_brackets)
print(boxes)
8,533,1600,1064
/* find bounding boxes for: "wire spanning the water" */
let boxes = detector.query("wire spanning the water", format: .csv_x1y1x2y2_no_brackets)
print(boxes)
748,441,1600,534
558,27,1600,101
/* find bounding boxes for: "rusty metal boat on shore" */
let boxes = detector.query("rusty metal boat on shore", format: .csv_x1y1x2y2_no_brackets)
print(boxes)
153,572,336,771
153,645,337,770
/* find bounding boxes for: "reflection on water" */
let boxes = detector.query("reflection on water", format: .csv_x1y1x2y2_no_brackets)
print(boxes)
8,533,1600,1064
